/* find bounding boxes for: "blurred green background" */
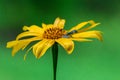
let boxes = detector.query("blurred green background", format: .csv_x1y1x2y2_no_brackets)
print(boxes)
0,0,120,80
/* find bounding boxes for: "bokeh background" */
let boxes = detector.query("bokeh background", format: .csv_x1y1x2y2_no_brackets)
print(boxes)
0,0,120,80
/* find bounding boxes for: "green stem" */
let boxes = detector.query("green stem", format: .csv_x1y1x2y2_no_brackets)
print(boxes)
52,42,58,80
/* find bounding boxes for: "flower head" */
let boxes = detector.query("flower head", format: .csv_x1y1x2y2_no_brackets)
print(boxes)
7,17,102,59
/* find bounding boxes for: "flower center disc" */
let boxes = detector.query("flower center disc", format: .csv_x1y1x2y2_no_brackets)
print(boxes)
43,28,66,39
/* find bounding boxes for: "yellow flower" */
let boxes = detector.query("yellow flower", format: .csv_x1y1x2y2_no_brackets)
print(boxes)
6,18,102,59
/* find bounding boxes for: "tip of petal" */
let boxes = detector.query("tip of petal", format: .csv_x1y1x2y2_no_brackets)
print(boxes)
91,31,103,42
12,53,15,56
6,41,17,48
42,23,47,29
88,20,100,25
55,17,60,22
6,43,11,48
88,20,95,24
67,50,73,54
67,45,74,54
36,56,41,59
24,54,27,60
97,31,103,42
23,26,29,31
35,53,44,59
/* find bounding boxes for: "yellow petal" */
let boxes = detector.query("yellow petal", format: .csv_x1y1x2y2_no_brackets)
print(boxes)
12,41,31,56
7,37,41,56
21,37,41,50
79,21,100,32
71,38,92,42
69,20,100,32
24,46,33,60
42,23,47,29
69,22,88,32
54,17,65,28
23,37,40,60
16,32,42,40
17,25,44,40
7,41,18,48
23,25,44,33
54,17,61,27
33,39,55,59
7,41,26,56
56,38,74,54
72,31,102,41
32,40,45,56
58,19,65,29
7,41,29,56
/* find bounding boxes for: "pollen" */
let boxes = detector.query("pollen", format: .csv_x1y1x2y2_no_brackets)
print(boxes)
43,27,66,39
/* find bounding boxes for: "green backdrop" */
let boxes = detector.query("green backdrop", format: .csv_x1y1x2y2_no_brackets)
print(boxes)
0,0,120,80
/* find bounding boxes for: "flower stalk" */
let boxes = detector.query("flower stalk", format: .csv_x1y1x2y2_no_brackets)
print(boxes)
52,42,58,80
